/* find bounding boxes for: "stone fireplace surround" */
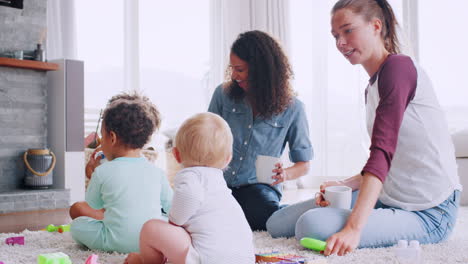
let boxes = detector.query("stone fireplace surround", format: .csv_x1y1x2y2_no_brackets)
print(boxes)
0,0,74,214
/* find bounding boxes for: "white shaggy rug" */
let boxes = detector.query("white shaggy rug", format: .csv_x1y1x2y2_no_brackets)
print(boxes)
1,207,468,264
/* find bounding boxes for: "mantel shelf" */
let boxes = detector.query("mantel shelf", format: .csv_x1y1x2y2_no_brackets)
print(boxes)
0,57,59,71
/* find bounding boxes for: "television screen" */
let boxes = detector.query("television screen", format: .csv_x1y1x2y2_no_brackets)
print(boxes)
0,0,23,9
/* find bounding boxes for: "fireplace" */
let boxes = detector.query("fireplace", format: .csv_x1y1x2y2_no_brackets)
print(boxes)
0,0,84,214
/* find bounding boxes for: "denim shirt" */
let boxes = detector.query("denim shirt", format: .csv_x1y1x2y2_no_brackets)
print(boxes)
208,84,313,190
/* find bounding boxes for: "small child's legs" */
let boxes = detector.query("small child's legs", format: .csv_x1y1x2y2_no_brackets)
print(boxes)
69,201,104,220
139,219,195,264
70,216,108,251
70,202,111,252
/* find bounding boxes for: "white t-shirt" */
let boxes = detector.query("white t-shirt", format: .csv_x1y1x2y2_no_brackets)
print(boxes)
169,166,254,264
365,55,461,211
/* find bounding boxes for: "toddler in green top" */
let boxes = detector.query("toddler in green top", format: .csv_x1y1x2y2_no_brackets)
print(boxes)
69,92,173,253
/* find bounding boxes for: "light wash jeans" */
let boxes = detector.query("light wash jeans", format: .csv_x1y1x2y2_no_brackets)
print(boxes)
266,190,460,248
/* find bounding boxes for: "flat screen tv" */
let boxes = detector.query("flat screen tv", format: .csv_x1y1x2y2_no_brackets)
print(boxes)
0,0,23,9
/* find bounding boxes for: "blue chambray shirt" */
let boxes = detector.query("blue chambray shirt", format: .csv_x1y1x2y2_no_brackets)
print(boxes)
208,85,313,191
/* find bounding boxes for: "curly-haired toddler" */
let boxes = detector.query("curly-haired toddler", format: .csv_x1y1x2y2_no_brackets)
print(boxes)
69,92,173,253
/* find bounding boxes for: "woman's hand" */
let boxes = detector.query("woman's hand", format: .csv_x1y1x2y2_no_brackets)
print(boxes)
270,161,310,186
322,174,382,256
324,226,361,256
271,162,288,185
316,174,362,207
86,147,103,179
315,180,344,207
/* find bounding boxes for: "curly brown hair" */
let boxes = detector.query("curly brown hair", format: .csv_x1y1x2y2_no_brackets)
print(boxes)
103,92,161,149
226,30,294,119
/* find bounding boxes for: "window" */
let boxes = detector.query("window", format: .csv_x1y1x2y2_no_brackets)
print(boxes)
75,0,210,138
139,0,210,130
418,0,468,132
75,0,125,111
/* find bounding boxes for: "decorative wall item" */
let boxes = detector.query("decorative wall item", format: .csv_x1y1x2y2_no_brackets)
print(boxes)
0,0,23,9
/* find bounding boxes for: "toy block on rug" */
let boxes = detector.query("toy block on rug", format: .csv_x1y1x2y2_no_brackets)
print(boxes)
5,236,24,245
84,254,100,264
256,251,306,263
37,252,72,264
255,251,327,264
44,224,71,233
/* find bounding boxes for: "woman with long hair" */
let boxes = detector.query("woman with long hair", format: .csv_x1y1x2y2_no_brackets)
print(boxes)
208,30,313,231
267,0,461,256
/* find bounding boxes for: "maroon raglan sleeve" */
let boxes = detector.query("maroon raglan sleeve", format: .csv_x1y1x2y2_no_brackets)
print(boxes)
362,55,417,182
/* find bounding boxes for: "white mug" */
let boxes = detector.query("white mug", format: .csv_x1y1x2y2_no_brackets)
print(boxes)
255,155,281,185
316,186,352,209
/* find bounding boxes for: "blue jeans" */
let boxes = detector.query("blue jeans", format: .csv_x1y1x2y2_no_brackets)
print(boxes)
266,190,460,248
230,183,283,231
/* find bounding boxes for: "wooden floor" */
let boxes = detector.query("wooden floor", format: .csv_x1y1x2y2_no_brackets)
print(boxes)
0,208,71,233
0,188,317,234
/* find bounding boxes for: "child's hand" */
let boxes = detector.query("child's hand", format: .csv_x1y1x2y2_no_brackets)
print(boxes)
86,147,103,179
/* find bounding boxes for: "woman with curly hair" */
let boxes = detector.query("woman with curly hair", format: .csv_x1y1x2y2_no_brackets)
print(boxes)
69,92,173,253
208,30,313,231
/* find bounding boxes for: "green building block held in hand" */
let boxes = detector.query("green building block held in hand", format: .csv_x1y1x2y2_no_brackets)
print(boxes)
300,237,327,252
37,252,72,264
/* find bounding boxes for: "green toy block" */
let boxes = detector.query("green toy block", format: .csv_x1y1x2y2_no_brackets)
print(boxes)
46,224,70,233
46,224,58,232
58,225,70,233
37,252,72,264
300,237,327,252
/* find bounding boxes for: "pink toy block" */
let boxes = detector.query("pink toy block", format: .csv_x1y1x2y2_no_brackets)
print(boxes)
0,261,4,264
5,236,24,245
84,254,100,264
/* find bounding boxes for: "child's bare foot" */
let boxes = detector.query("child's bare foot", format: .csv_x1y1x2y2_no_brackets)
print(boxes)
124,253,143,264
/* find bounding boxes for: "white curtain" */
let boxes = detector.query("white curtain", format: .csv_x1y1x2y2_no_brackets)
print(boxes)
46,0,78,60
123,0,140,92
418,0,468,131
208,0,290,95
402,0,419,61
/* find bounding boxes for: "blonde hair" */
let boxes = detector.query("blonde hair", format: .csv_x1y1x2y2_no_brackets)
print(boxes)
175,112,233,169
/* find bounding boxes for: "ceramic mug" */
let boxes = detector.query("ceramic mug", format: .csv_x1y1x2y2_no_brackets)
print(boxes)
316,185,352,209
255,155,281,185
